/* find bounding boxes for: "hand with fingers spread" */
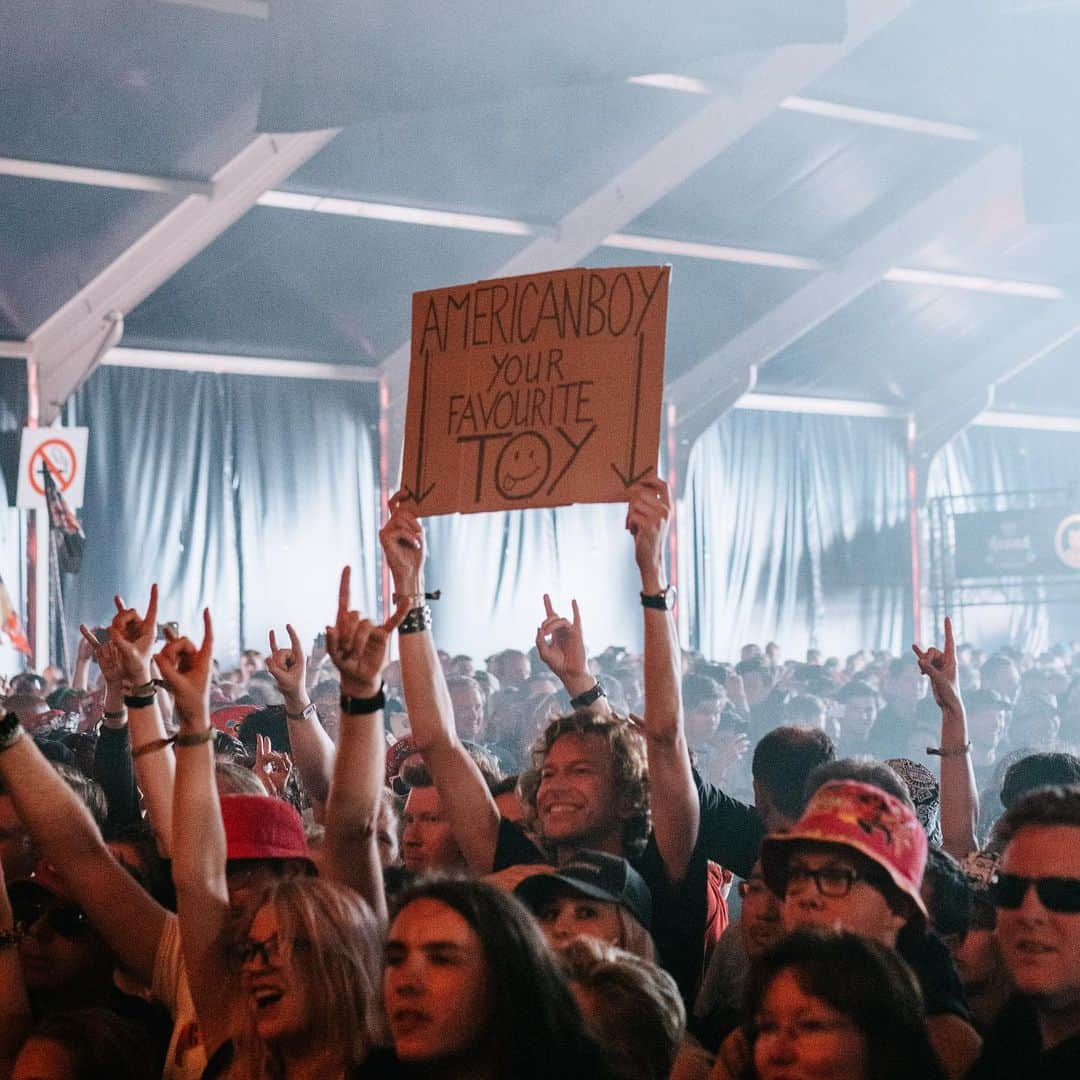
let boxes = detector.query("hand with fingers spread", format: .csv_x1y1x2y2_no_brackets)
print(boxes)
253,733,293,797
266,624,309,714
327,567,410,699
378,491,425,596
535,594,590,691
912,616,962,714
625,474,672,593
154,610,213,726
107,585,160,686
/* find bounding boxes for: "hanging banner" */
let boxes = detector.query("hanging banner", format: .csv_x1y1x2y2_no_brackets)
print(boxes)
16,428,89,510
953,507,1080,577
400,265,670,516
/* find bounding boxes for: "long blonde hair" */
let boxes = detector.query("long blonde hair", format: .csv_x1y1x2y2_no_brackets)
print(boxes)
231,878,385,1080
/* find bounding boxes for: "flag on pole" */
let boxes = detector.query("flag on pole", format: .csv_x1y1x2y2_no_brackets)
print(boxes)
0,573,31,655
40,459,85,574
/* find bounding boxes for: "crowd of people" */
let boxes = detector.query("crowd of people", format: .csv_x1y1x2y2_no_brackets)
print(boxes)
0,474,1078,1079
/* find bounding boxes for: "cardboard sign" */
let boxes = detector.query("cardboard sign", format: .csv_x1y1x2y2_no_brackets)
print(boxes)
16,428,89,510
401,265,669,515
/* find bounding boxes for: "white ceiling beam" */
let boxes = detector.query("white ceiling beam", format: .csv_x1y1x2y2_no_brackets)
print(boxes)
667,145,1023,444
28,128,339,423
378,0,914,483
0,341,32,359
0,156,213,196
104,346,378,382
910,300,1080,496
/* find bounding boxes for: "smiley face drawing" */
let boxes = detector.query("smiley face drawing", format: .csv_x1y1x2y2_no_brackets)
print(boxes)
495,431,551,500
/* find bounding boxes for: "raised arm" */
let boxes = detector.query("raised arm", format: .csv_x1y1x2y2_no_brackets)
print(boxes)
322,567,408,920
0,709,167,989
89,635,141,831
626,475,698,882
266,624,335,820
380,493,502,872
157,611,236,1058
914,617,979,859
98,585,176,855
0,847,31,1075
536,595,612,717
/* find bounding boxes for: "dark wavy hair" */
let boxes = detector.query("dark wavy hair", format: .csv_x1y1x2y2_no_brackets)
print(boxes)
518,710,650,857
23,1008,157,1080
743,930,947,1080
389,877,612,1079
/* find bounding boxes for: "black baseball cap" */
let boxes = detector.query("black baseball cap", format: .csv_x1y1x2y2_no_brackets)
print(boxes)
514,850,652,930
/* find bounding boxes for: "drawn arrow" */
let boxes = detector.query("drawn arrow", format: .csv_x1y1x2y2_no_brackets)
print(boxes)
402,348,436,505
610,332,651,488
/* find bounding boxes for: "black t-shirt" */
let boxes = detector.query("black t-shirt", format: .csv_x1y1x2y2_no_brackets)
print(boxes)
695,773,766,881
967,995,1080,1079
896,925,972,1021
493,814,708,1002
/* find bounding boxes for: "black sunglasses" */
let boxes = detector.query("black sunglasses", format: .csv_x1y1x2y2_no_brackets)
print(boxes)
10,891,90,940
991,872,1080,914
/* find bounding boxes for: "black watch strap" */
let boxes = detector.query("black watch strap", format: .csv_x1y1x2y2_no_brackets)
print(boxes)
340,685,387,716
640,585,676,611
570,681,607,709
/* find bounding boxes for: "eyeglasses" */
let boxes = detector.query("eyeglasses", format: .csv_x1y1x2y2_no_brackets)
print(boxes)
784,865,861,899
10,893,90,940
235,933,309,967
991,873,1080,914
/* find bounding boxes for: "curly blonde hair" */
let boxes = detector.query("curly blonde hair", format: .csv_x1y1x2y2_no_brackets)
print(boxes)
517,711,651,858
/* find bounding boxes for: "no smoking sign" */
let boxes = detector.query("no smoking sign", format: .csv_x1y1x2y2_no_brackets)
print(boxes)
16,428,89,510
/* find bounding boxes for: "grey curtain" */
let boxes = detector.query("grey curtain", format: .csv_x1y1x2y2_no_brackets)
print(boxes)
65,366,379,664
680,410,910,662
423,501,645,660
927,425,1080,653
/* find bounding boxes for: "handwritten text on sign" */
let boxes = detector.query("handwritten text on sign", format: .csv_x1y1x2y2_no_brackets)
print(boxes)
401,265,669,515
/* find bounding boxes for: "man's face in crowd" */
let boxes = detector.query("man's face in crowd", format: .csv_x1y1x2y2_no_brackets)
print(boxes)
967,705,1007,757
0,796,35,881
884,665,926,710
743,669,772,707
996,824,1080,1011
841,695,877,741
983,661,1020,704
1009,708,1060,750
402,786,464,872
780,845,908,947
498,651,531,689
685,696,724,748
740,865,783,957
536,732,626,853
450,683,485,742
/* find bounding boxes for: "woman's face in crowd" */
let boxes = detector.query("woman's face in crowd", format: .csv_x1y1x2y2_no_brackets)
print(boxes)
240,904,313,1047
384,898,491,1064
535,892,624,949
15,892,109,993
753,968,868,1080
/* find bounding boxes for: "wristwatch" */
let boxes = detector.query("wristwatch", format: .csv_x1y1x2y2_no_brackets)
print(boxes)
640,585,677,611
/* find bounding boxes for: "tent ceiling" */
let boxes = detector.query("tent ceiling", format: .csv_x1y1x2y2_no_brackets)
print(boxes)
3,0,1079,427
